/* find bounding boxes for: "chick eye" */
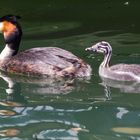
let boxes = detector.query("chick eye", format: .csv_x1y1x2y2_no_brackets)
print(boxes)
97,45,101,49
101,42,108,46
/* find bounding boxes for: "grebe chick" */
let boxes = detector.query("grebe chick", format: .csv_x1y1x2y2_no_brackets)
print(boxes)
0,15,91,78
86,41,140,81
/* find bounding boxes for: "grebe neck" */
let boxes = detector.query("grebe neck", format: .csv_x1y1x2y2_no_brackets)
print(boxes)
0,44,17,60
100,51,112,68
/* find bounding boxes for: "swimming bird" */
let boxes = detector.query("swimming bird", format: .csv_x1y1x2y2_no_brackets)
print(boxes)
0,15,91,78
86,41,140,81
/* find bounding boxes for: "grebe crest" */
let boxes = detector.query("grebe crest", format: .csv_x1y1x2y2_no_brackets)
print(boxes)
86,41,140,82
0,15,91,78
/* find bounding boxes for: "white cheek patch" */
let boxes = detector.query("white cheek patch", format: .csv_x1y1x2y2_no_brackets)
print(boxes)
0,22,4,32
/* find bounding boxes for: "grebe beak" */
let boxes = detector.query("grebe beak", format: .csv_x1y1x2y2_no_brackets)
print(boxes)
85,47,93,51
0,22,4,33
85,46,97,53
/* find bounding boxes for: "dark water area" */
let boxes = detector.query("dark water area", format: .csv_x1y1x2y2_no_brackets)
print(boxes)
0,0,140,140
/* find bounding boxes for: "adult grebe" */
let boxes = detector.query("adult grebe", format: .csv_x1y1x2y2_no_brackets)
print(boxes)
86,41,140,81
0,15,91,78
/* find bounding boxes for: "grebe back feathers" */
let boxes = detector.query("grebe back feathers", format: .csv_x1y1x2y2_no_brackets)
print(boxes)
0,15,91,78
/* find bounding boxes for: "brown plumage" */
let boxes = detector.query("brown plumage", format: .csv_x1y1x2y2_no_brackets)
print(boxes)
0,15,91,78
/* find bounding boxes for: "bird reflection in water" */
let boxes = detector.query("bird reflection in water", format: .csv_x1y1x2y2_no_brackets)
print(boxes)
100,77,140,95
0,70,89,116
0,71,91,139
0,70,89,97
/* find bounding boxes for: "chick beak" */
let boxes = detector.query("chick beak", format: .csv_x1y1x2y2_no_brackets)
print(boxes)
85,47,93,51
85,46,97,53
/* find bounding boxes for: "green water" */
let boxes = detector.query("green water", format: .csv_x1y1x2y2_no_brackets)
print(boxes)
0,1,140,140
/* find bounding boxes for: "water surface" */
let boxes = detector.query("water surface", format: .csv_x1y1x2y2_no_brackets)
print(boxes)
0,1,140,140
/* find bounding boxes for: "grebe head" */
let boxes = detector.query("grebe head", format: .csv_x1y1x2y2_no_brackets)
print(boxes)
0,15,22,55
86,41,112,55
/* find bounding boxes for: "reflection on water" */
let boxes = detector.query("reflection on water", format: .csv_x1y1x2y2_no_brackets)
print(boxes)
0,71,88,96
1,92,140,140
112,127,140,135
0,110,16,116
0,101,22,107
0,69,140,139
0,129,19,137
0,71,91,139
101,77,140,94
34,128,83,140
